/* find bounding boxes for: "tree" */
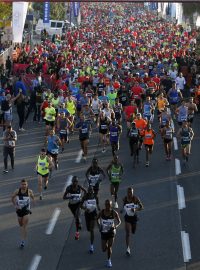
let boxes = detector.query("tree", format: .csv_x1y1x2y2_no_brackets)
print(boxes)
0,2,12,20
32,2,65,21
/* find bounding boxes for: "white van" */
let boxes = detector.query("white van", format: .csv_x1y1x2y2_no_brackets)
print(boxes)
35,19,74,36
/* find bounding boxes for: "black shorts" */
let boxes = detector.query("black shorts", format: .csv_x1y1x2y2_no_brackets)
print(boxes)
164,138,172,144
79,137,89,142
124,214,138,234
59,133,68,141
101,231,115,240
16,209,30,218
145,144,153,151
111,182,120,191
47,150,58,159
45,120,55,127
68,202,80,216
37,172,49,178
85,210,97,231
99,129,108,135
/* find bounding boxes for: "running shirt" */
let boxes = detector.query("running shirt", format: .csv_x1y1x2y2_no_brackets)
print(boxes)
66,185,82,205
128,127,140,142
110,164,122,183
163,127,173,140
58,117,68,134
83,197,97,213
16,188,30,211
169,90,179,104
143,102,152,117
123,196,141,217
100,210,115,233
47,135,59,154
178,106,188,122
109,125,120,142
44,107,56,121
76,121,90,140
37,156,49,175
91,99,101,114
180,128,192,145
99,117,109,134
143,129,155,145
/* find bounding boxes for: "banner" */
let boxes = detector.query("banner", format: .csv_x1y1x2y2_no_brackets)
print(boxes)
43,2,50,23
73,2,80,18
12,2,28,43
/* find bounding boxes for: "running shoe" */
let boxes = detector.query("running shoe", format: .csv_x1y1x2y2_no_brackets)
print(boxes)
20,241,25,249
3,169,8,173
126,247,131,256
75,232,80,240
44,185,47,190
89,245,94,254
39,195,43,200
114,202,118,209
102,148,106,153
106,260,112,268
145,161,149,167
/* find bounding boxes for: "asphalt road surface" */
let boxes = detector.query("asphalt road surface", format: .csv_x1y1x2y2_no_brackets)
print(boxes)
0,114,200,270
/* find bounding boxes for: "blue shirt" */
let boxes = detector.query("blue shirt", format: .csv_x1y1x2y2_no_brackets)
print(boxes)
14,81,27,96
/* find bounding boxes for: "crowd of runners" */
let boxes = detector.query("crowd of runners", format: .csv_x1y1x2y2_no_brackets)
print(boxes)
0,2,199,268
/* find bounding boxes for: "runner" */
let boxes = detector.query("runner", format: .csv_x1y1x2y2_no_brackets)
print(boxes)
177,120,194,163
185,97,198,126
176,100,188,126
142,96,154,123
63,176,87,240
75,114,91,161
97,111,110,153
81,186,100,253
107,155,124,209
156,93,169,121
3,125,17,173
56,111,72,152
122,187,143,256
109,119,122,156
11,179,35,248
127,121,140,167
45,129,61,170
36,148,53,200
113,98,123,124
91,93,101,123
143,123,156,167
134,113,147,150
97,199,121,268
44,101,56,135
167,82,182,119
85,158,106,195
161,120,174,160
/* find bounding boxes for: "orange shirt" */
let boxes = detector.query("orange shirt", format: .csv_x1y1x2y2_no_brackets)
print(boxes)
143,129,155,145
135,118,147,136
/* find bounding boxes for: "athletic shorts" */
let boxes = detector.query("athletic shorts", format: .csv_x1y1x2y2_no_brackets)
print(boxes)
111,182,120,190
85,210,97,231
59,133,68,141
124,214,138,234
68,202,80,216
181,143,190,149
164,138,172,144
45,120,55,127
47,150,58,159
37,172,49,178
144,144,153,151
16,208,30,218
101,230,115,240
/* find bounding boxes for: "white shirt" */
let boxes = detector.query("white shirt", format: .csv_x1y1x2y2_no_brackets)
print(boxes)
175,76,186,90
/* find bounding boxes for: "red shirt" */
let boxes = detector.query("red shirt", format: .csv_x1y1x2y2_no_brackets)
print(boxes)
131,86,143,99
124,105,137,120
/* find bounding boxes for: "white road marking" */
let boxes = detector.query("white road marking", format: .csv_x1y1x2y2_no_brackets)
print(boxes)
45,208,61,235
28,255,42,270
177,185,186,210
181,231,192,263
175,158,181,175
62,175,73,193
75,150,83,163
173,137,178,150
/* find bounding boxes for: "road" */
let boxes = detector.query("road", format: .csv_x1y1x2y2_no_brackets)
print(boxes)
0,114,200,270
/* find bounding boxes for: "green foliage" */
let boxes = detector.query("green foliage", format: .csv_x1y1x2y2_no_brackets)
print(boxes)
32,2,65,21
182,3,200,17
0,2,12,21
